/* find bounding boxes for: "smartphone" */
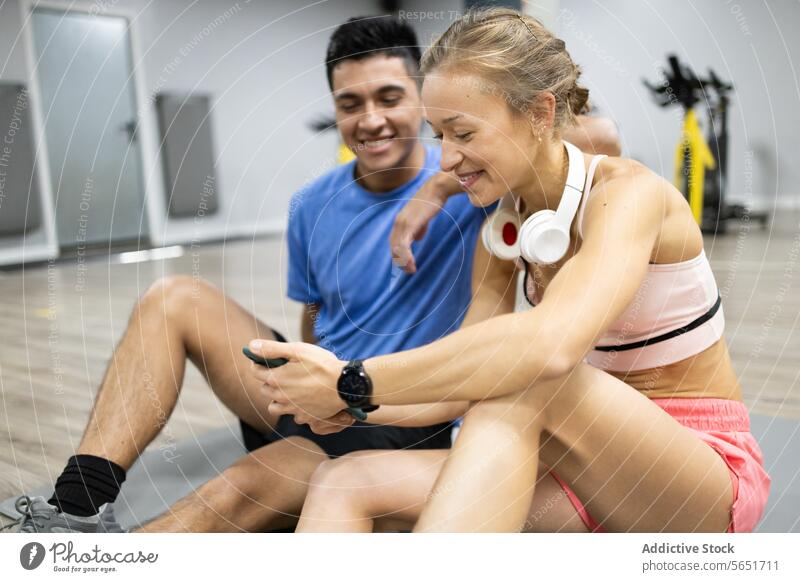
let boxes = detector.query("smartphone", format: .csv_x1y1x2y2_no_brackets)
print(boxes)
242,346,288,368
242,346,367,422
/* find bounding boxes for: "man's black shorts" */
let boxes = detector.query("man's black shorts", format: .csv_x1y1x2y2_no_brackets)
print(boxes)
240,330,453,458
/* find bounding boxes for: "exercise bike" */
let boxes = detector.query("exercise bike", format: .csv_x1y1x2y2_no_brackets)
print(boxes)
644,55,768,234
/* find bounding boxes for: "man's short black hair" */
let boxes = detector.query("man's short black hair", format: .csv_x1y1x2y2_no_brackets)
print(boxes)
325,15,421,90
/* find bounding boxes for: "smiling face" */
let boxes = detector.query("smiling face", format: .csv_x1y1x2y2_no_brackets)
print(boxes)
331,55,424,188
423,71,544,208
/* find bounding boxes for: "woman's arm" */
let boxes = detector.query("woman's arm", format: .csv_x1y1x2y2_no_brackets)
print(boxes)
254,165,667,418
358,238,517,427
365,401,468,427
365,168,666,405
460,223,519,328
304,225,517,431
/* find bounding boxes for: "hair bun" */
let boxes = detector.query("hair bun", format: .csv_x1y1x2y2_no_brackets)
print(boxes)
568,85,590,116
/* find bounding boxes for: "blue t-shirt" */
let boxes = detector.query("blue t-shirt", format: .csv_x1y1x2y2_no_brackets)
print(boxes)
287,145,493,361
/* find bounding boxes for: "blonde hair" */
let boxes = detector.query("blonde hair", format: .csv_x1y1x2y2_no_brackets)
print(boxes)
420,8,590,130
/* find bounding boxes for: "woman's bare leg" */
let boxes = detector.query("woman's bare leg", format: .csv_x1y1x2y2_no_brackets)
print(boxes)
520,470,590,533
414,363,734,532
297,449,589,533
297,450,446,532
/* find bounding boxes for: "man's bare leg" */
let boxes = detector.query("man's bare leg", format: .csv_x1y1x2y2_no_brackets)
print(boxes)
41,275,319,531
77,275,279,470
134,437,327,533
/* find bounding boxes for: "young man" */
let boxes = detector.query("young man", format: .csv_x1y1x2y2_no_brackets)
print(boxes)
8,16,501,534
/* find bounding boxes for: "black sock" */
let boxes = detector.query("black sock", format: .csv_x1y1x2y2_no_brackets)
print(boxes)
48,455,127,517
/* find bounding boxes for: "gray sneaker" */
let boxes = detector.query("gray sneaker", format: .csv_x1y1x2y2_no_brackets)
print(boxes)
1,496,125,533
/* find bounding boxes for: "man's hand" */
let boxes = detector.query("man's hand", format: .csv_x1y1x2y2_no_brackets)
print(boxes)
390,172,462,274
248,339,346,420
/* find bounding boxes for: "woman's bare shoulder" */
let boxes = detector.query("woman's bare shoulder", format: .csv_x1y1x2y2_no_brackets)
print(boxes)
584,156,671,215
592,156,658,187
586,156,702,262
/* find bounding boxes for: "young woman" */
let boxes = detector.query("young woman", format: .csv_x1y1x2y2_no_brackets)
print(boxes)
250,8,771,532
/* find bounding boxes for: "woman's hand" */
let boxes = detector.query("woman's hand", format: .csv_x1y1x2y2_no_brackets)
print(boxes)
248,339,346,420
306,410,355,435
390,172,463,274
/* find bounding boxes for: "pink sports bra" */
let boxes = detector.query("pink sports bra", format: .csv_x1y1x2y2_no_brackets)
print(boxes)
524,155,725,373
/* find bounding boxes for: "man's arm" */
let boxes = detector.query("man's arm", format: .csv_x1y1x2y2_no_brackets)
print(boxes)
300,303,320,344
390,171,463,274
563,115,622,157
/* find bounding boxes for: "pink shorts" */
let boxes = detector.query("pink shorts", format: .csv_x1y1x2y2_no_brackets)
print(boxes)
549,398,771,533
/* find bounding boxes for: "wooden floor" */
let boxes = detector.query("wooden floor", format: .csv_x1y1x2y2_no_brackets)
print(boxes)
1,212,799,522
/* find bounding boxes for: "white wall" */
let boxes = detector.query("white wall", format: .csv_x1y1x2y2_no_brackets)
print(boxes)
557,0,800,210
1,0,381,249
0,0,58,263
398,0,463,50
8,0,792,255
0,1,29,82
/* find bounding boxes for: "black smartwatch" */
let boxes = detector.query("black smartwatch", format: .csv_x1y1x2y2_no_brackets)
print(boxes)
337,360,379,413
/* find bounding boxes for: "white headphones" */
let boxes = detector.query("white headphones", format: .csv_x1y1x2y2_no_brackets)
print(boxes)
481,141,586,265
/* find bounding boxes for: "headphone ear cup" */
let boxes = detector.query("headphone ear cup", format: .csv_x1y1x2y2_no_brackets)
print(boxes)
519,210,571,265
481,209,521,261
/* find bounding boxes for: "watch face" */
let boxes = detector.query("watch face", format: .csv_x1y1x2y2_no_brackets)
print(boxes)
339,372,367,403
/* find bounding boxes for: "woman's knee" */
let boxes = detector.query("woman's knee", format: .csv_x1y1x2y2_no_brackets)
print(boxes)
459,366,588,437
526,364,610,427
312,451,381,488
307,452,382,508
472,365,593,428
463,386,544,431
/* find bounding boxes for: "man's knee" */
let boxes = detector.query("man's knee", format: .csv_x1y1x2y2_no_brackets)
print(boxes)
228,437,325,495
203,454,278,508
216,459,266,502
139,275,214,326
